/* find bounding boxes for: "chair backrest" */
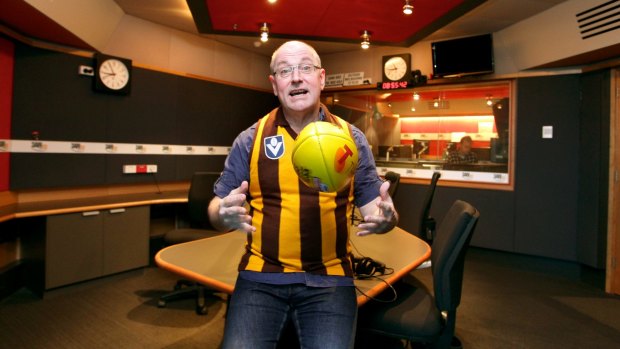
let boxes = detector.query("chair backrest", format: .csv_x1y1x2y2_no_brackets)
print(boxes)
431,200,479,312
187,172,220,229
420,171,441,242
384,171,401,199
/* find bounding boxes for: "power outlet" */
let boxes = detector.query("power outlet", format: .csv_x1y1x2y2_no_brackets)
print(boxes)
79,65,94,76
123,164,158,174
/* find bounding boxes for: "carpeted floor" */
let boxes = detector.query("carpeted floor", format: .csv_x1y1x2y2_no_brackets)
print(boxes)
1,248,619,348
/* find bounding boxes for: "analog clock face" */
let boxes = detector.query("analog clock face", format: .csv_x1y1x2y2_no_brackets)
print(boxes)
98,59,130,90
384,56,408,81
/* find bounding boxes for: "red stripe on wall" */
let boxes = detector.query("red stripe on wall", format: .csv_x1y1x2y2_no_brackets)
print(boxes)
400,118,487,133
0,37,14,191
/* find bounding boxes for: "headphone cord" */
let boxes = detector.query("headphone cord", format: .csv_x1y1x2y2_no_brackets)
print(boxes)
355,275,398,303
350,238,397,303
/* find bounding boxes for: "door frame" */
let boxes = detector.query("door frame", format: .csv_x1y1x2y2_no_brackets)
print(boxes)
607,68,620,294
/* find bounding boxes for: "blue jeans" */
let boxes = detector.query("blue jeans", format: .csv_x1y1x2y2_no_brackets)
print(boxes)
222,277,358,349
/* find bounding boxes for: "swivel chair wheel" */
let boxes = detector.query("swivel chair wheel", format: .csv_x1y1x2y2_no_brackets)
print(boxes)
196,304,208,315
195,288,208,315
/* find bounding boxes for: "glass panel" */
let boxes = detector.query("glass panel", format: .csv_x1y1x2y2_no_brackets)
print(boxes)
321,81,513,188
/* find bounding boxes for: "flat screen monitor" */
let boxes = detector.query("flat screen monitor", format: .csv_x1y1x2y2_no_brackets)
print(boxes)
431,34,494,78
377,145,413,160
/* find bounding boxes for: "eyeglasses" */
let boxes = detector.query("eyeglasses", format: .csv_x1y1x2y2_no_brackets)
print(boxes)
273,64,321,79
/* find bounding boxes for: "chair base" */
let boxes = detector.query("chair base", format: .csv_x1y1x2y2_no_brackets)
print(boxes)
157,279,211,315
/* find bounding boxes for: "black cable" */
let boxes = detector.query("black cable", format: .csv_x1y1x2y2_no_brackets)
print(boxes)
355,275,398,303
350,238,397,303
151,173,162,194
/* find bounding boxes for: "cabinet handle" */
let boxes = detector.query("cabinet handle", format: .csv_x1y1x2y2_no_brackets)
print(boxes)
82,211,100,217
109,208,126,214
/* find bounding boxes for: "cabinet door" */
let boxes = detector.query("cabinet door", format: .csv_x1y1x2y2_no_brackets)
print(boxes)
46,211,104,289
102,206,149,275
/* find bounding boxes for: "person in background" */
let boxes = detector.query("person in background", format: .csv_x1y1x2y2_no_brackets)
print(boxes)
447,135,478,164
207,40,399,349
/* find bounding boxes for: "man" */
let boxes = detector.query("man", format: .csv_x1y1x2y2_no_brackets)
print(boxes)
447,135,478,164
208,40,398,349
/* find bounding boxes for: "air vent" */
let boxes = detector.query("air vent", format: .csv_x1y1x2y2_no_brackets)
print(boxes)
576,0,620,39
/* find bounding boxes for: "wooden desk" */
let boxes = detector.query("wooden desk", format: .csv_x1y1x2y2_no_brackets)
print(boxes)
0,185,190,294
155,226,431,306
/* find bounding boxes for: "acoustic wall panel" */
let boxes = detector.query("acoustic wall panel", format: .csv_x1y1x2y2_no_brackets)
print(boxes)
12,45,108,142
105,69,179,144
9,43,278,190
10,154,106,189
176,155,226,179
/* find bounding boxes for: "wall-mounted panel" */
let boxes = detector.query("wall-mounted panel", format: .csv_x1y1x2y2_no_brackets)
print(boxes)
10,154,106,189
9,43,278,190
514,75,581,261
106,69,179,144
12,45,108,142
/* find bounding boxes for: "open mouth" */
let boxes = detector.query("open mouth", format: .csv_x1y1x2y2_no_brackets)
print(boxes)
289,89,308,97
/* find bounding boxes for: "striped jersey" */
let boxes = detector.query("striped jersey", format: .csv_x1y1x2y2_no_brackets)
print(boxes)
238,107,355,277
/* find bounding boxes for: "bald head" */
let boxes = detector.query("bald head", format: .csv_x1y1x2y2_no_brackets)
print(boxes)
270,41,321,73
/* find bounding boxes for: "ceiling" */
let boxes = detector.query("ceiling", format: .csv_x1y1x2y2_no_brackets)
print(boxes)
122,0,569,56
187,0,475,45
0,0,569,57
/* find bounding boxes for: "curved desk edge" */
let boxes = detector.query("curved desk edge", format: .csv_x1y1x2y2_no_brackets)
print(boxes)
155,252,236,294
154,227,431,307
0,189,188,223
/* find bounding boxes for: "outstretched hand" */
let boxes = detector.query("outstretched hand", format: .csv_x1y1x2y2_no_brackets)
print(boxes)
356,180,398,236
218,181,255,233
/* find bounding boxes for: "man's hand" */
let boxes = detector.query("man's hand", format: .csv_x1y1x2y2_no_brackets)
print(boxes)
356,181,398,236
209,181,255,233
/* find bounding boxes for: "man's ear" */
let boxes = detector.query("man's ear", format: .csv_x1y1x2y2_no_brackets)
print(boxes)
269,75,278,96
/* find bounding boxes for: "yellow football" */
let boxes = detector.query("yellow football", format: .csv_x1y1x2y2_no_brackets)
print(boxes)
292,121,358,192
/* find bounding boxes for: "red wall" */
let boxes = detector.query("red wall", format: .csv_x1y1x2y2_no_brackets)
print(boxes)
400,117,493,156
0,37,14,191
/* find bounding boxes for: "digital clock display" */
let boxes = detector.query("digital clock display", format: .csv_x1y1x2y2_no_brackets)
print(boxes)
378,81,410,90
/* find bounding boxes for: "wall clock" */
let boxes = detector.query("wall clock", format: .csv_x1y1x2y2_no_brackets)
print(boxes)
382,54,412,82
93,53,132,95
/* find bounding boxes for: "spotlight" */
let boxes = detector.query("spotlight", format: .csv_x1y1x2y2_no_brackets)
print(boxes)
486,95,493,106
360,30,371,49
260,22,269,42
403,0,414,15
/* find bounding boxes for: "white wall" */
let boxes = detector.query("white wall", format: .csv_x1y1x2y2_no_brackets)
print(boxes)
24,0,273,90
102,16,272,90
25,0,620,90
496,0,620,71
321,0,620,83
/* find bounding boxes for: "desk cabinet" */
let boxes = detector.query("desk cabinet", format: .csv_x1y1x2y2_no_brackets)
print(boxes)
24,206,149,291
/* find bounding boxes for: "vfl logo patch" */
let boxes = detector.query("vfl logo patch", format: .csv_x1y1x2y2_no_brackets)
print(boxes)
264,135,284,159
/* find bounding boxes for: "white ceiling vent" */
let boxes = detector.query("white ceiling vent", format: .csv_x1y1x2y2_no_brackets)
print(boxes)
577,0,620,39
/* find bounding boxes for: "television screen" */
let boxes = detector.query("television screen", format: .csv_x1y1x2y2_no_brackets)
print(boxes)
431,34,494,78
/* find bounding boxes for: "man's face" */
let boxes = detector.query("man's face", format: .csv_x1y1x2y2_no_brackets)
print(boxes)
269,42,325,115
460,140,472,154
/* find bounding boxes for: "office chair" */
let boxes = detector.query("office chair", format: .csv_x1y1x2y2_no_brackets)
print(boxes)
157,172,222,315
419,172,441,243
357,200,479,349
384,171,401,199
